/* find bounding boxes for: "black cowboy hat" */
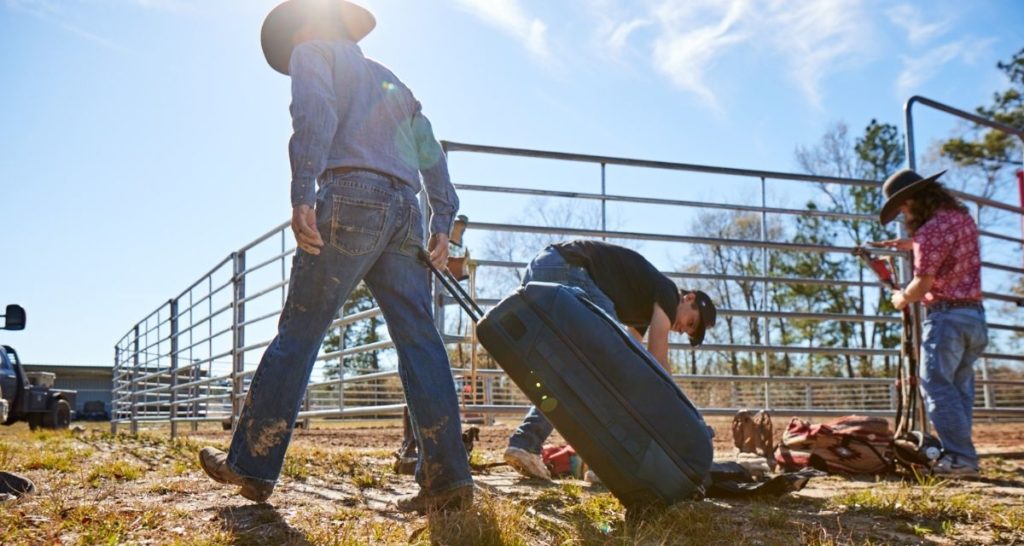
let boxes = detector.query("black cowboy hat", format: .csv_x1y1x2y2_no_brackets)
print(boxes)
879,168,947,225
261,0,376,75
687,290,717,347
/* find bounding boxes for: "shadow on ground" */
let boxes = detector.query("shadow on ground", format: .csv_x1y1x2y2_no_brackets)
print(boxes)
218,504,311,546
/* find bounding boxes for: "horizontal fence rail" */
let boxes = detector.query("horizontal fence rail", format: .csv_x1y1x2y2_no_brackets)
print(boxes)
113,139,1024,437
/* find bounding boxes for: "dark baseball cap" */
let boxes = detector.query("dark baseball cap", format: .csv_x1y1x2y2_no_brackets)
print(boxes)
686,290,717,347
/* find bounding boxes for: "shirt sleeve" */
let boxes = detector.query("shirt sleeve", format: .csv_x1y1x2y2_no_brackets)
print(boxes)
913,220,949,277
288,42,339,208
411,104,459,236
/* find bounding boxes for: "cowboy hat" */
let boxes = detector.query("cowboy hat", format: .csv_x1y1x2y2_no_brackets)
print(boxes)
261,0,376,75
878,168,947,225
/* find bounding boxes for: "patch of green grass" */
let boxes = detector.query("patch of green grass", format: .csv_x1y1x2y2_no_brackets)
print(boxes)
305,518,409,546
170,460,190,476
830,481,983,523
55,506,166,546
33,428,69,444
988,503,1024,536
421,492,535,546
282,446,362,480
147,479,194,495
22,450,77,472
352,468,384,489
467,449,490,468
0,442,14,467
562,492,621,543
532,486,570,511
87,460,145,487
282,456,311,480
165,436,204,463
0,502,32,544
906,521,933,537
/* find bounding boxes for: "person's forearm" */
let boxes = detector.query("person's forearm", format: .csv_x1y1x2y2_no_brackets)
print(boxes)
902,275,934,303
648,338,671,373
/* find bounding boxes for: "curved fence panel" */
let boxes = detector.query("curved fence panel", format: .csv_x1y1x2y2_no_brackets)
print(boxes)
113,138,1024,436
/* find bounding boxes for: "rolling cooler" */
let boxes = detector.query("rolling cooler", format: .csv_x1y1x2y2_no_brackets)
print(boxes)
420,249,713,509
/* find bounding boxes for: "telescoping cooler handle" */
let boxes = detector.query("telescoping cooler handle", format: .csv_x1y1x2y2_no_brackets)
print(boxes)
417,247,484,323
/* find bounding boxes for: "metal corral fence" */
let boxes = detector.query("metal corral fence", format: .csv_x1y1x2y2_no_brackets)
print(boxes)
113,100,1024,437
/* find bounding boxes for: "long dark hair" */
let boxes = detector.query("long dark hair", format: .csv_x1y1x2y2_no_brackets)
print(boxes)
905,181,969,234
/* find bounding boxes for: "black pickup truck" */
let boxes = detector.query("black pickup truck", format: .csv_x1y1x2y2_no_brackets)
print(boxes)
1,305,76,430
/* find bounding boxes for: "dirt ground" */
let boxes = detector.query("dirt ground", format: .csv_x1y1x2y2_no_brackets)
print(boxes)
1,416,1023,545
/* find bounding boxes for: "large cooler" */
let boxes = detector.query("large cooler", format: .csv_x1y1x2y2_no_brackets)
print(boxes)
476,282,713,509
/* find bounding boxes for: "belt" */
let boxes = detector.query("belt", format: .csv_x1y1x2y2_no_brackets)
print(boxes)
926,300,984,313
326,167,406,186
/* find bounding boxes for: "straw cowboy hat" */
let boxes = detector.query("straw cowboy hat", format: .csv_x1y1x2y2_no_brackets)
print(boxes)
261,0,376,75
878,168,947,224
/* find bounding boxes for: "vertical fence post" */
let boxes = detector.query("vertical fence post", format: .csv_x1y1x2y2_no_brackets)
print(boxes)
169,298,179,439
131,324,140,435
281,229,288,308
232,251,246,431
980,357,994,413
761,176,771,410
1018,169,1023,265
600,162,607,239
112,346,120,434
338,375,345,411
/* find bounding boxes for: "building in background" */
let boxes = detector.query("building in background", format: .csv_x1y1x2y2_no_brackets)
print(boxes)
21,364,111,419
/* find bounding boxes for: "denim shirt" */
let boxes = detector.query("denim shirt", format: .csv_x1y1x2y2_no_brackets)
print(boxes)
288,40,458,236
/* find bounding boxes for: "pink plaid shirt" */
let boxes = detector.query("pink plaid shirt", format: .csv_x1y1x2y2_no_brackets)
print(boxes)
912,207,983,305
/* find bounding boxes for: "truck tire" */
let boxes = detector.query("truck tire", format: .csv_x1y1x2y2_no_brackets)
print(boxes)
43,399,71,430
27,414,44,431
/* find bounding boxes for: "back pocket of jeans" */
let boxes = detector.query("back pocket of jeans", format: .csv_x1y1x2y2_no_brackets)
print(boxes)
400,204,425,255
329,195,388,255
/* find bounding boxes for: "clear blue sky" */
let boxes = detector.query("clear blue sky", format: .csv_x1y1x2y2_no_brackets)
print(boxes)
2,0,1022,365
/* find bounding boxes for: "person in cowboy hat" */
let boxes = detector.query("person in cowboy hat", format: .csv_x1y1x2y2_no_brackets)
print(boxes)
870,169,987,478
503,239,717,480
199,0,473,512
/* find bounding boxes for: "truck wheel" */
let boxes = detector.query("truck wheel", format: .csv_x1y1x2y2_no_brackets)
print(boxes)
43,400,71,430
27,414,44,431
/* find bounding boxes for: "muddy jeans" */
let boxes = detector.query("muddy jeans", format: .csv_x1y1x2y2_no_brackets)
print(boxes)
506,246,619,454
920,306,988,469
227,170,472,495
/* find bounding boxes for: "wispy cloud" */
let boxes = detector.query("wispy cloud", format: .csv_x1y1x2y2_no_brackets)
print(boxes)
607,18,650,55
885,4,952,46
584,0,874,110
4,0,196,48
896,38,994,96
767,0,871,108
650,0,749,111
4,0,124,49
885,3,987,98
453,0,551,59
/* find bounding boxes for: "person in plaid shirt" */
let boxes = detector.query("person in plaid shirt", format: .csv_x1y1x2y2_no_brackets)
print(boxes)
871,169,987,478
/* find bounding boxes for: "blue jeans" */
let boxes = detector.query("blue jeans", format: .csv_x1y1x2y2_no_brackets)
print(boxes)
507,246,619,454
227,171,472,495
919,307,988,469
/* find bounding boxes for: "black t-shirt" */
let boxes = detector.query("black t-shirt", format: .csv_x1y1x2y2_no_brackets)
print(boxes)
552,240,679,336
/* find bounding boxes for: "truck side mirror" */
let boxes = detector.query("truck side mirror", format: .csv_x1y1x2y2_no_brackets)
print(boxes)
2,305,26,331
